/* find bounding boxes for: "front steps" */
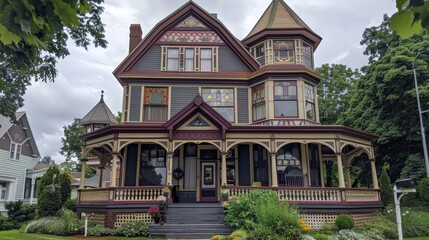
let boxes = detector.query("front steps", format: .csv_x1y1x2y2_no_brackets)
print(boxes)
149,203,233,239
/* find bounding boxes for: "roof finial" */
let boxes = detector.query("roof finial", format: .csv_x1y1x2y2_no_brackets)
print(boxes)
100,90,104,103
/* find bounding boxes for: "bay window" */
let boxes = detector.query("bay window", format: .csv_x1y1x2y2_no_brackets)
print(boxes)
305,83,315,120
302,42,313,68
143,87,168,121
252,84,265,121
202,88,234,122
274,81,298,117
252,43,265,65
274,40,295,63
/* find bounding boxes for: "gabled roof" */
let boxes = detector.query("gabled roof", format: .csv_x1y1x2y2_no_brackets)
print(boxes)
0,112,40,157
113,1,260,83
80,92,118,125
242,0,322,48
164,95,232,131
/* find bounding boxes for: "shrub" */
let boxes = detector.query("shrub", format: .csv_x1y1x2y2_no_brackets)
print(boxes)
300,234,316,240
38,166,62,217
379,167,393,205
362,215,398,239
23,217,57,234
23,208,83,236
401,153,426,182
114,220,149,237
327,229,383,240
63,198,77,212
311,233,329,240
418,178,429,207
230,229,248,239
335,215,354,230
0,214,13,230
88,224,114,236
5,200,36,229
58,172,71,205
402,210,429,238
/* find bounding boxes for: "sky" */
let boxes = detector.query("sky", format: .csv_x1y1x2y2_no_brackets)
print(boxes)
21,0,397,163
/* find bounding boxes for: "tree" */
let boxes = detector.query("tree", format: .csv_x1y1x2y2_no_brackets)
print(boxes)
379,166,393,205
316,64,360,125
37,166,62,217
60,118,84,161
40,155,55,165
0,0,107,121
390,0,429,38
401,153,427,182
339,16,429,180
58,172,72,206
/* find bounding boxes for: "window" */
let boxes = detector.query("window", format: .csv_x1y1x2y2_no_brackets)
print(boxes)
274,81,298,117
167,48,179,71
252,84,265,121
143,87,168,121
276,144,302,186
162,46,218,72
140,145,166,186
0,182,7,200
305,83,315,120
252,44,265,65
200,49,212,71
184,48,194,71
302,42,313,68
202,88,234,122
274,41,295,63
10,142,21,160
24,178,31,199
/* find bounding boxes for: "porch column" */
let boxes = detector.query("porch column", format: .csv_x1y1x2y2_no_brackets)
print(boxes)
80,159,87,189
167,152,173,186
270,153,278,187
98,167,104,188
370,159,379,189
345,167,352,188
110,154,118,187
221,153,227,186
336,154,346,188
30,173,36,204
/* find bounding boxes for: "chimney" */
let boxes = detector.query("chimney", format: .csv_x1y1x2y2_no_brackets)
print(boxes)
129,24,142,53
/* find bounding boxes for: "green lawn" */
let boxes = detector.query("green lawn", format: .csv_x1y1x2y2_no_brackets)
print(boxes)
0,230,165,240
406,238,429,240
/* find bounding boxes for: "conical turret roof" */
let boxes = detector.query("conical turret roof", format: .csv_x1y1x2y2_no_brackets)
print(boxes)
242,0,321,48
81,91,118,125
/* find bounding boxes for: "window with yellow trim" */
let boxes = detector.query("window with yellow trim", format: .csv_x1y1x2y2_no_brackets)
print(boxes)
143,87,168,121
161,46,218,72
273,41,295,63
252,84,265,121
202,88,234,122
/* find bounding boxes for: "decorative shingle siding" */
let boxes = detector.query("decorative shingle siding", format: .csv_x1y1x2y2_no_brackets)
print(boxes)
237,88,249,124
171,87,199,117
219,46,251,72
129,86,142,121
131,46,161,71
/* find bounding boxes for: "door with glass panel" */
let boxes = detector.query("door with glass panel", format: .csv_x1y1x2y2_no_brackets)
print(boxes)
200,162,217,202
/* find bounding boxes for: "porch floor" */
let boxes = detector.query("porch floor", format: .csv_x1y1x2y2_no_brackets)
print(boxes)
150,203,233,239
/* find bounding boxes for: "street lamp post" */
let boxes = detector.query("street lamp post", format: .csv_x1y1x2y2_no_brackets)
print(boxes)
412,47,429,178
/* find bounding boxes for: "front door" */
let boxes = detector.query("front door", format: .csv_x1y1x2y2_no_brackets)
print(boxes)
200,162,217,202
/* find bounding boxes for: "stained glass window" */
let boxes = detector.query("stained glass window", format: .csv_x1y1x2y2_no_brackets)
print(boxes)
144,87,168,121
273,41,295,63
274,81,298,117
202,88,234,122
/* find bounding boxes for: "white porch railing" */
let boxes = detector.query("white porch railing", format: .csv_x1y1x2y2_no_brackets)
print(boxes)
224,186,380,203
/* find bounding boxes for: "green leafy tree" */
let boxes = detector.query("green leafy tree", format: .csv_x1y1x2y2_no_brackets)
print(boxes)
391,0,429,38
0,0,107,121
401,153,427,182
60,118,84,161
379,166,393,205
339,16,429,180
418,178,429,207
316,64,360,125
37,166,62,217
59,172,72,206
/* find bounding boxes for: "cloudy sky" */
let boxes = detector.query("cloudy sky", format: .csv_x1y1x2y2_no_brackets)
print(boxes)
21,0,397,163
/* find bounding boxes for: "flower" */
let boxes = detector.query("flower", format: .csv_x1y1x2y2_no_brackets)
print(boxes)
222,201,229,209
236,200,241,204
228,196,233,201
148,206,161,218
162,186,170,193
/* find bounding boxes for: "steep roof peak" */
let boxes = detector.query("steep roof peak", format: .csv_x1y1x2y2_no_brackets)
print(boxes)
244,0,314,41
80,91,117,125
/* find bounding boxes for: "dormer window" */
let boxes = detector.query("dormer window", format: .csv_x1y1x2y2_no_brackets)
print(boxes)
161,46,218,72
10,142,21,160
274,41,295,63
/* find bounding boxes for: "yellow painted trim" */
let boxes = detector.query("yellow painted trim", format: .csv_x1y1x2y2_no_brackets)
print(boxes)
140,85,144,122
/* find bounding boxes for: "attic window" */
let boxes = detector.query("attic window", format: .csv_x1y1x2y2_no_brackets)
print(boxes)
161,46,218,72
10,142,21,160
274,41,295,63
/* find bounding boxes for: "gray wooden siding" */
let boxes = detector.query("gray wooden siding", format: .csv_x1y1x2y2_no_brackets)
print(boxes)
129,86,142,121
1,124,33,157
237,88,249,124
171,87,199,117
0,134,10,152
219,46,251,72
0,149,39,200
131,46,161,71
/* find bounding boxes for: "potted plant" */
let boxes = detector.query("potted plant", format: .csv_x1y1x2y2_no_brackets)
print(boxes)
162,186,170,197
148,206,161,224
158,199,166,210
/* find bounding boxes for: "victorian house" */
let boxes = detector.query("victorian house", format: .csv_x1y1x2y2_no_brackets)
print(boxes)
77,0,382,231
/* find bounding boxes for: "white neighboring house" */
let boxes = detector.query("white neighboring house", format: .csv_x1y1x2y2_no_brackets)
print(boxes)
0,112,42,215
